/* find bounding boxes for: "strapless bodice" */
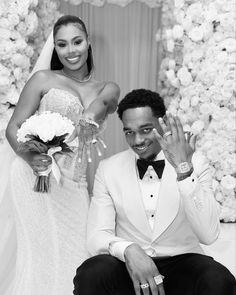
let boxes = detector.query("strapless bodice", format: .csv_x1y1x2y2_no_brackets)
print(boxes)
38,88,84,124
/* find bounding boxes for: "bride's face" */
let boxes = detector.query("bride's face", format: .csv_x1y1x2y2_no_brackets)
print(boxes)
54,24,89,71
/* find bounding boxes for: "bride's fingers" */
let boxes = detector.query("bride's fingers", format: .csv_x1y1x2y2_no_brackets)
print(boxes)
86,147,92,163
65,128,77,143
93,142,102,157
77,142,84,163
96,137,107,149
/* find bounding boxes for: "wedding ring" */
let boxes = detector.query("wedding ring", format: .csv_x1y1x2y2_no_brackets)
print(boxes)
163,131,172,138
140,283,149,289
154,274,164,285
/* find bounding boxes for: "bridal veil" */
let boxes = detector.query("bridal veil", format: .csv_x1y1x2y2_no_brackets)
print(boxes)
0,31,54,295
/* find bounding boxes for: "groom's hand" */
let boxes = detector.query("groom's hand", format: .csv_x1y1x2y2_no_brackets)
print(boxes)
124,244,165,295
153,113,197,171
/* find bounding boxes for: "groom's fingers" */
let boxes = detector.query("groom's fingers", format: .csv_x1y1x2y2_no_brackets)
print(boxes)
152,128,165,148
189,134,197,151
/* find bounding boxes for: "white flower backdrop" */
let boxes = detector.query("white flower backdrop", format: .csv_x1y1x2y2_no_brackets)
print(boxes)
0,0,235,222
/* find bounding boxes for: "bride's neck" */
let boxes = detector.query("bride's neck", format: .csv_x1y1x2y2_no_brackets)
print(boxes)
62,65,89,81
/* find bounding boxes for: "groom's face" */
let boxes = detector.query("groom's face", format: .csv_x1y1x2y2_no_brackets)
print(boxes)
122,107,162,160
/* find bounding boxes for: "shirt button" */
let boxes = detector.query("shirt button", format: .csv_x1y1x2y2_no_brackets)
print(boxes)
150,194,153,198
150,176,152,179
192,178,194,182
151,214,154,218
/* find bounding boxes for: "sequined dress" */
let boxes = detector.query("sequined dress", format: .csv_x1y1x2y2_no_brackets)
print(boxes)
9,88,94,295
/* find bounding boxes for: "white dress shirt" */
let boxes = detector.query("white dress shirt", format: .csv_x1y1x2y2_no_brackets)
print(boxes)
109,151,165,260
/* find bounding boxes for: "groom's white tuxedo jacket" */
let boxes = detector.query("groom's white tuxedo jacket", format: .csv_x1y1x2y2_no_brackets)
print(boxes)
87,149,220,260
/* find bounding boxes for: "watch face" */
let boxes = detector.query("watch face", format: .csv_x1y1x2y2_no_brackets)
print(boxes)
178,162,190,173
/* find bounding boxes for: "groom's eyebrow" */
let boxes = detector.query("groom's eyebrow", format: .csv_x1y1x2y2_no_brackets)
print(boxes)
123,124,153,131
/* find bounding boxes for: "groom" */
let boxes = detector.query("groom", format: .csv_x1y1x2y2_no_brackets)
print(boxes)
73,89,235,295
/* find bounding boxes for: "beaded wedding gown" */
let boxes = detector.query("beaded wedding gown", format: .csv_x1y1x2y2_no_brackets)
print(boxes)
8,88,95,295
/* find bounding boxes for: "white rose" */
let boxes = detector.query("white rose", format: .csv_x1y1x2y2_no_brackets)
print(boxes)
215,192,224,202
170,78,180,88
216,51,227,63
172,25,184,39
221,175,236,190
199,103,212,115
165,29,173,40
228,52,236,64
191,120,204,134
166,69,176,82
186,3,203,23
204,5,218,22
13,68,22,80
179,98,190,111
191,48,204,61
214,32,225,42
212,179,219,192
188,26,204,42
174,0,184,9
167,40,175,52
191,96,199,107
8,13,20,26
168,59,176,70
202,23,213,40
182,16,192,32
220,38,236,53
0,77,11,91
0,28,11,39
177,67,192,86
0,18,10,28
12,54,30,69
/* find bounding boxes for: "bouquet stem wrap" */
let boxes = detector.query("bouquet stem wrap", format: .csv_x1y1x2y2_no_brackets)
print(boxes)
34,147,62,193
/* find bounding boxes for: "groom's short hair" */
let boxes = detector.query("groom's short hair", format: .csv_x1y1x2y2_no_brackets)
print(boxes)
117,89,166,120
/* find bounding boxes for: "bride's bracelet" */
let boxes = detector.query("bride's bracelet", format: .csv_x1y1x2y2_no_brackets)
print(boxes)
77,116,99,129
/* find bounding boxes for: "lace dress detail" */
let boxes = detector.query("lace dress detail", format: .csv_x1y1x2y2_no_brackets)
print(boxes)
9,88,96,295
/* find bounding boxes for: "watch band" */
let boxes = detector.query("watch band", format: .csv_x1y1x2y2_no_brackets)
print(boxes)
176,162,193,174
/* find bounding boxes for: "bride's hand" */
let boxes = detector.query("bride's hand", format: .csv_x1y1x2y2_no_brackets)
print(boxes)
24,153,52,175
66,116,107,163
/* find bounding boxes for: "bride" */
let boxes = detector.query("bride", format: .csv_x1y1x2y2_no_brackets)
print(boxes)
0,15,120,295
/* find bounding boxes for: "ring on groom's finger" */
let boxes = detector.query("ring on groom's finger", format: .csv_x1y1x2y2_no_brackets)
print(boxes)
163,131,172,138
154,274,164,285
140,283,149,289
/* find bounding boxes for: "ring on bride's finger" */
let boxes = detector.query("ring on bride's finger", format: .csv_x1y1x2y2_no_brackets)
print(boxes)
163,131,172,138
154,274,164,285
140,283,149,289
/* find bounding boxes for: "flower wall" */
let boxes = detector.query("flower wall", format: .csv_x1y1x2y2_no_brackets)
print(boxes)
159,0,236,222
62,0,162,8
0,0,60,143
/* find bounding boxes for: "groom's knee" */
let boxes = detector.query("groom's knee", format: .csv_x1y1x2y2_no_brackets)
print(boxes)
73,254,122,294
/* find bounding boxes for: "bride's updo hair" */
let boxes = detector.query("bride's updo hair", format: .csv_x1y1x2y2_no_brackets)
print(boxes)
50,15,94,75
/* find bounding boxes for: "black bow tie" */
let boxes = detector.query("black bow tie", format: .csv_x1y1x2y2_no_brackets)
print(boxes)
137,159,165,180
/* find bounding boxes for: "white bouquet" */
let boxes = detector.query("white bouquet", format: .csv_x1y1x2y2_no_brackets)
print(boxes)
17,111,74,193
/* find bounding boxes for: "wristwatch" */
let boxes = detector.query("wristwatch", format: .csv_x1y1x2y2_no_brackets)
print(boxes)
176,162,193,174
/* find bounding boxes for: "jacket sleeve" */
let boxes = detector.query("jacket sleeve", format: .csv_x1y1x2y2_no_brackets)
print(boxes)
177,152,220,245
87,161,133,256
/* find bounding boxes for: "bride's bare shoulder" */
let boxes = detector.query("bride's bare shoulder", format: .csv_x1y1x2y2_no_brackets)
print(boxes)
29,69,62,83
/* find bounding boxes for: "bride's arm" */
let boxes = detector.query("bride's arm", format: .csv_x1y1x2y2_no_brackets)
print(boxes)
84,81,120,123
6,72,44,153
6,71,52,173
